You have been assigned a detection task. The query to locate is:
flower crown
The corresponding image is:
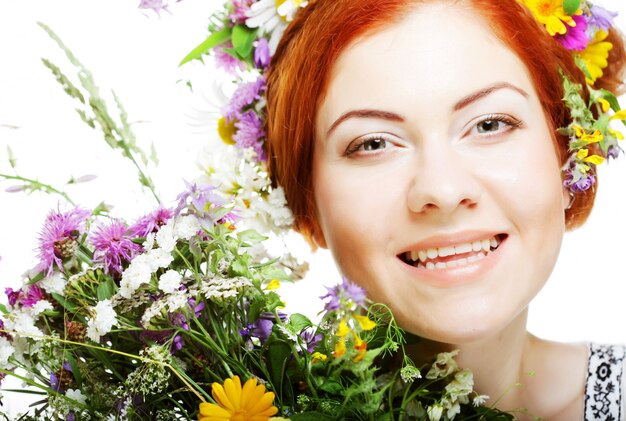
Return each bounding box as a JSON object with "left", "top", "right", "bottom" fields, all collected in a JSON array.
[{"left": 182, "top": 0, "right": 624, "bottom": 195}]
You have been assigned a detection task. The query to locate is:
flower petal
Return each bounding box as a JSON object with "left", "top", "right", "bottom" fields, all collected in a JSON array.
[
  {"left": 199, "top": 402, "right": 232, "bottom": 418},
  {"left": 212, "top": 382, "right": 235, "bottom": 412}
]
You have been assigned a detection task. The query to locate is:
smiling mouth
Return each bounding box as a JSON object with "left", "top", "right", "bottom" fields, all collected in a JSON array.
[{"left": 398, "top": 234, "right": 507, "bottom": 270}]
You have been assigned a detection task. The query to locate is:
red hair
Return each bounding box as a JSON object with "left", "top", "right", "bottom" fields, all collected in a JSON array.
[{"left": 266, "top": 0, "right": 626, "bottom": 245}]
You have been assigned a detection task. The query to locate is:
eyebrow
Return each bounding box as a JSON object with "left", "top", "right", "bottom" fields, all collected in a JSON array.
[
  {"left": 326, "top": 109, "right": 404, "bottom": 136},
  {"left": 325, "top": 82, "right": 529, "bottom": 136},
  {"left": 453, "top": 82, "right": 529, "bottom": 111}
]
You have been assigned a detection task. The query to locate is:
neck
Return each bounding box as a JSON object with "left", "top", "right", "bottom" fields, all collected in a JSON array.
[{"left": 407, "top": 309, "right": 535, "bottom": 415}]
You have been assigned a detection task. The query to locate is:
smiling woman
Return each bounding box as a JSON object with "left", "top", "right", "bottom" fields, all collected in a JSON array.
[{"left": 266, "top": 0, "right": 626, "bottom": 419}]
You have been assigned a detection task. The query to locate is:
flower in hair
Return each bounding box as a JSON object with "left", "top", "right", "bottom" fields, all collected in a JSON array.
[
  {"left": 575, "top": 29, "right": 613, "bottom": 85},
  {"left": 523, "top": 0, "right": 580, "bottom": 36}
]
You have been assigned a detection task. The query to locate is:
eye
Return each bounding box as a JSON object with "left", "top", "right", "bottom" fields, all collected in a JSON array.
[
  {"left": 345, "top": 135, "right": 393, "bottom": 157},
  {"left": 468, "top": 114, "right": 523, "bottom": 137}
]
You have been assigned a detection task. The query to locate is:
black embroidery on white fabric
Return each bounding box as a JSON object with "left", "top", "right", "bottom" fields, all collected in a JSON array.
[{"left": 584, "top": 343, "right": 625, "bottom": 421}]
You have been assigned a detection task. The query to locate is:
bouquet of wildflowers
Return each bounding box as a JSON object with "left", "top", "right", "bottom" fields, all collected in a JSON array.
[{"left": 0, "top": 4, "right": 515, "bottom": 421}]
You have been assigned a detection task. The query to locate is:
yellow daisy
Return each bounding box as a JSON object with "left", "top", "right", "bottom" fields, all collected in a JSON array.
[
  {"left": 575, "top": 30, "right": 613, "bottom": 85},
  {"left": 199, "top": 375, "right": 278, "bottom": 421},
  {"left": 523, "top": 0, "right": 578, "bottom": 36}
]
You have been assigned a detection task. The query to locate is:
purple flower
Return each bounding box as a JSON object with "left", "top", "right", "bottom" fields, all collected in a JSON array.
[
  {"left": 254, "top": 38, "right": 271, "bottom": 69},
  {"left": 233, "top": 111, "right": 266, "bottom": 160},
  {"left": 251, "top": 312, "right": 287, "bottom": 344},
  {"left": 607, "top": 145, "right": 622, "bottom": 160},
  {"left": 230, "top": 0, "right": 254, "bottom": 22},
  {"left": 138, "top": 0, "right": 170, "bottom": 15},
  {"left": 0, "top": 320, "right": 11, "bottom": 340},
  {"left": 129, "top": 207, "right": 173, "bottom": 237},
  {"left": 50, "top": 372, "right": 60, "bottom": 392},
  {"left": 563, "top": 172, "right": 596, "bottom": 193},
  {"left": 5, "top": 288, "right": 21, "bottom": 307},
  {"left": 91, "top": 220, "right": 142, "bottom": 277},
  {"left": 21, "top": 285, "right": 46, "bottom": 308},
  {"left": 36, "top": 207, "right": 92, "bottom": 276},
  {"left": 556, "top": 15, "right": 588, "bottom": 51},
  {"left": 223, "top": 77, "right": 266, "bottom": 121},
  {"left": 215, "top": 43, "right": 245, "bottom": 76},
  {"left": 301, "top": 328, "right": 322, "bottom": 353},
  {"left": 67, "top": 413, "right": 76, "bottom": 421},
  {"left": 588, "top": 5, "right": 618, "bottom": 32},
  {"left": 175, "top": 181, "right": 225, "bottom": 217},
  {"left": 321, "top": 277, "right": 367, "bottom": 312}
]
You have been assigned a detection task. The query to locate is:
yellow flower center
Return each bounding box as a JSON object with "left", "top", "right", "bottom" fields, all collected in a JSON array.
[
  {"left": 217, "top": 116, "right": 237, "bottom": 145},
  {"left": 232, "top": 411, "right": 247, "bottom": 421},
  {"left": 537, "top": 0, "right": 554, "bottom": 16}
]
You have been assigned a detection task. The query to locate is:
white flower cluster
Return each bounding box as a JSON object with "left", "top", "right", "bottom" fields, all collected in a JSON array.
[
  {"left": 197, "top": 146, "right": 294, "bottom": 235},
  {"left": 86, "top": 299, "right": 118, "bottom": 342},
  {"left": 141, "top": 289, "right": 191, "bottom": 328},
  {"left": 119, "top": 215, "right": 200, "bottom": 299},
  {"left": 200, "top": 274, "right": 252, "bottom": 302},
  {"left": 39, "top": 272, "right": 67, "bottom": 296},
  {"left": 125, "top": 345, "right": 172, "bottom": 396}
]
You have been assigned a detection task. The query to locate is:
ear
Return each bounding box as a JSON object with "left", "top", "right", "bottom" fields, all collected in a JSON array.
[
  {"left": 562, "top": 186, "right": 573, "bottom": 211},
  {"left": 311, "top": 224, "right": 328, "bottom": 249}
]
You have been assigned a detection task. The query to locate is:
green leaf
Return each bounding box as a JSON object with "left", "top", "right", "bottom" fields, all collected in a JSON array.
[
  {"left": 96, "top": 278, "right": 117, "bottom": 301},
  {"left": 319, "top": 380, "right": 344, "bottom": 394},
  {"left": 228, "top": 254, "right": 250, "bottom": 277},
  {"left": 64, "top": 352, "right": 83, "bottom": 387},
  {"left": 600, "top": 89, "right": 621, "bottom": 112},
  {"left": 232, "top": 24, "right": 257, "bottom": 59},
  {"left": 52, "top": 292, "right": 79, "bottom": 312},
  {"left": 289, "top": 313, "right": 313, "bottom": 333},
  {"left": 179, "top": 27, "right": 232, "bottom": 66},
  {"left": 238, "top": 229, "right": 268, "bottom": 245},
  {"left": 562, "top": 0, "right": 581, "bottom": 15},
  {"left": 265, "top": 338, "right": 292, "bottom": 396},
  {"left": 0, "top": 303, "right": 7, "bottom": 315}
]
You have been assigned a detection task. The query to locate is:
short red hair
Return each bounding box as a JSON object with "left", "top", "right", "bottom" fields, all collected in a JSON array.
[{"left": 266, "top": 0, "right": 625, "bottom": 245}]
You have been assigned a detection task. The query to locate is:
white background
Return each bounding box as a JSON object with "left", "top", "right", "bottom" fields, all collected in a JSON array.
[{"left": 0, "top": 0, "right": 625, "bottom": 416}]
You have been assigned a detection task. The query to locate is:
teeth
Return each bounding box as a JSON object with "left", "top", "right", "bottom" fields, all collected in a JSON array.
[
  {"left": 454, "top": 243, "right": 472, "bottom": 254},
  {"left": 405, "top": 235, "right": 502, "bottom": 267},
  {"left": 427, "top": 248, "right": 438, "bottom": 259}
]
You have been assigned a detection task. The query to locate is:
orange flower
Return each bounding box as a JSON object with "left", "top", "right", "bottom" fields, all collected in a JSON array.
[{"left": 198, "top": 375, "right": 278, "bottom": 421}]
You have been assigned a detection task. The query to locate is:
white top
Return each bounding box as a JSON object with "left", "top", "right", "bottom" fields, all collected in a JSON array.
[{"left": 584, "top": 343, "right": 625, "bottom": 420}]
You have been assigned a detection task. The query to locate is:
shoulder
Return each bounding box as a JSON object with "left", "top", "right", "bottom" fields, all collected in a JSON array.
[{"left": 584, "top": 343, "right": 626, "bottom": 421}]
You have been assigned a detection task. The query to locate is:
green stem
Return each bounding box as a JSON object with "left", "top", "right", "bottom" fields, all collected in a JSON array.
[{"left": 0, "top": 173, "right": 75, "bottom": 205}]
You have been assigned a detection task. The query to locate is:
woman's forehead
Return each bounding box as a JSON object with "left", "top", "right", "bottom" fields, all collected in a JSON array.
[{"left": 317, "top": 3, "right": 537, "bottom": 129}]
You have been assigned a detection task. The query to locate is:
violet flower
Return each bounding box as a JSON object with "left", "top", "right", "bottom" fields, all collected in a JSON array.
[
  {"left": 301, "top": 327, "right": 322, "bottom": 353},
  {"left": 321, "top": 277, "right": 367, "bottom": 312},
  {"left": 564, "top": 172, "right": 596, "bottom": 192},
  {"left": 251, "top": 312, "right": 288, "bottom": 344},
  {"left": 5, "top": 288, "right": 21, "bottom": 307},
  {"left": 588, "top": 5, "right": 618, "bottom": 32},
  {"left": 21, "top": 284, "right": 46, "bottom": 308},
  {"left": 138, "top": 0, "right": 170, "bottom": 15},
  {"left": 223, "top": 76, "right": 266, "bottom": 121},
  {"left": 91, "top": 219, "right": 142, "bottom": 277},
  {"left": 233, "top": 110, "right": 266, "bottom": 160},
  {"left": 607, "top": 145, "right": 622, "bottom": 160},
  {"left": 215, "top": 43, "right": 245, "bottom": 76},
  {"left": 556, "top": 15, "right": 588, "bottom": 51},
  {"left": 129, "top": 207, "right": 173, "bottom": 238},
  {"left": 254, "top": 38, "right": 271, "bottom": 69},
  {"left": 36, "top": 207, "right": 91, "bottom": 276},
  {"left": 175, "top": 181, "right": 225, "bottom": 217},
  {"left": 230, "top": 0, "right": 254, "bottom": 23}
]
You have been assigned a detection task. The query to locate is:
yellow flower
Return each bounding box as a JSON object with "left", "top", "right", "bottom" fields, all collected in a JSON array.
[
  {"left": 598, "top": 98, "right": 611, "bottom": 113},
  {"left": 264, "top": 279, "right": 281, "bottom": 290},
  {"left": 353, "top": 315, "right": 376, "bottom": 331},
  {"left": 353, "top": 334, "right": 367, "bottom": 363},
  {"left": 217, "top": 116, "right": 237, "bottom": 145},
  {"left": 575, "top": 30, "right": 613, "bottom": 85},
  {"left": 609, "top": 129, "right": 624, "bottom": 140},
  {"left": 199, "top": 376, "right": 278, "bottom": 421},
  {"left": 335, "top": 319, "right": 350, "bottom": 337},
  {"left": 311, "top": 352, "right": 328, "bottom": 363},
  {"left": 523, "top": 0, "right": 578, "bottom": 36},
  {"left": 333, "top": 336, "right": 347, "bottom": 358},
  {"left": 576, "top": 148, "right": 605, "bottom": 165},
  {"left": 610, "top": 109, "right": 626, "bottom": 121},
  {"left": 573, "top": 126, "right": 603, "bottom": 144}
]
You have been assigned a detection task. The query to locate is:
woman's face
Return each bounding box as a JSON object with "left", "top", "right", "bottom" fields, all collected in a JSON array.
[{"left": 313, "top": 3, "right": 570, "bottom": 343}]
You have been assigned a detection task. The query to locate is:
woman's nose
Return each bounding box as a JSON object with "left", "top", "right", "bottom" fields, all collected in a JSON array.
[{"left": 406, "top": 144, "right": 482, "bottom": 216}]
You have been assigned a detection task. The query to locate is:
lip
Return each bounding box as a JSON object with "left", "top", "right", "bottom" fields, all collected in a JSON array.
[{"left": 396, "top": 231, "right": 508, "bottom": 287}]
